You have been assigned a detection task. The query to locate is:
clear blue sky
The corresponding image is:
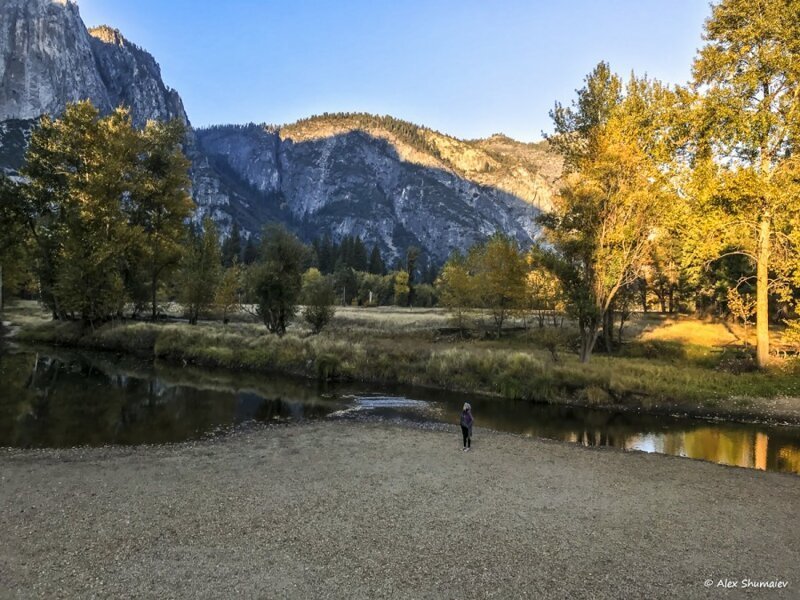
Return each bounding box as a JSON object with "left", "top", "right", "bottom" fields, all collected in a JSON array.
[{"left": 76, "top": 0, "right": 711, "bottom": 142}]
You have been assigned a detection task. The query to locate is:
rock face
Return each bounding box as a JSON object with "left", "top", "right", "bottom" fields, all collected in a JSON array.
[
  {"left": 195, "top": 119, "right": 560, "bottom": 263},
  {"left": 88, "top": 25, "right": 187, "bottom": 128},
  {"left": 0, "top": 1, "right": 185, "bottom": 126},
  {"left": 0, "top": 1, "right": 562, "bottom": 264},
  {"left": 0, "top": 0, "right": 109, "bottom": 121}
]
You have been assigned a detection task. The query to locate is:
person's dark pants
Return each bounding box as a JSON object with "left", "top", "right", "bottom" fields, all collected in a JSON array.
[{"left": 461, "top": 426, "right": 471, "bottom": 448}]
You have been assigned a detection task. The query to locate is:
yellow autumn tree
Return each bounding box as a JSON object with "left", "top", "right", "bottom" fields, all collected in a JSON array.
[{"left": 691, "top": 0, "right": 800, "bottom": 367}]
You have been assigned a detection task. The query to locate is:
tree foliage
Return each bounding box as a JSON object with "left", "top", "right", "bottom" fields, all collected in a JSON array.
[
  {"left": 250, "top": 224, "right": 309, "bottom": 335},
  {"left": 469, "top": 235, "right": 528, "bottom": 338},
  {"left": 179, "top": 217, "right": 222, "bottom": 325},
  {"left": 437, "top": 236, "right": 529, "bottom": 337},
  {"left": 12, "top": 101, "right": 192, "bottom": 324},
  {"left": 540, "top": 68, "right": 677, "bottom": 361},
  {"left": 301, "top": 267, "right": 336, "bottom": 334},
  {"left": 689, "top": 0, "right": 800, "bottom": 366},
  {"left": 436, "top": 252, "right": 475, "bottom": 331},
  {"left": 215, "top": 262, "right": 243, "bottom": 324}
]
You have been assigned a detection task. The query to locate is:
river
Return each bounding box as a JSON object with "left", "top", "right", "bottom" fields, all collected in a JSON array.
[{"left": 1, "top": 345, "right": 799, "bottom": 474}]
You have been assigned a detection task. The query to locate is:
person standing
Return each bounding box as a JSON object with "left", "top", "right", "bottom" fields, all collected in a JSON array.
[{"left": 460, "top": 403, "right": 473, "bottom": 451}]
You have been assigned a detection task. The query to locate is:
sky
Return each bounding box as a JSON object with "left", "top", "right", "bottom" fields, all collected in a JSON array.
[{"left": 76, "top": 0, "right": 712, "bottom": 142}]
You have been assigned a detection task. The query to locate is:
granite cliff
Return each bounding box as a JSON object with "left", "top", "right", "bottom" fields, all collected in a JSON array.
[{"left": 0, "top": 0, "right": 562, "bottom": 264}]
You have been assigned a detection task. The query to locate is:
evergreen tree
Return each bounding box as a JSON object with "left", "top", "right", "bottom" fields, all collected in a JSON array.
[
  {"left": 405, "top": 246, "right": 421, "bottom": 306},
  {"left": 340, "top": 236, "right": 354, "bottom": 269},
  {"left": 221, "top": 222, "right": 242, "bottom": 268},
  {"left": 242, "top": 236, "right": 259, "bottom": 265},
  {"left": 368, "top": 244, "right": 385, "bottom": 275},
  {"left": 352, "top": 236, "right": 368, "bottom": 272},
  {"left": 318, "top": 234, "right": 335, "bottom": 273},
  {"left": 333, "top": 265, "right": 358, "bottom": 305}
]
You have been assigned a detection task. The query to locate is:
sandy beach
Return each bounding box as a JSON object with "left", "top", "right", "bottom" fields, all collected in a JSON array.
[{"left": 1, "top": 421, "right": 797, "bottom": 599}]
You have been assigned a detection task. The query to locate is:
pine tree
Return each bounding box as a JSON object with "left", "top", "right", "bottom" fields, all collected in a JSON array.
[
  {"left": 368, "top": 244, "right": 385, "bottom": 275},
  {"left": 242, "top": 236, "right": 259, "bottom": 265},
  {"left": 222, "top": 222, "right": 242, "bottom": 267},
  {"left": 352, "top": 236, "right": 368, "bottom": 272},
  {"left": 318, "top": 234, "right": 334, "bottom": 273},
  {"left": 405, "top": 246, "right": 421, "bottom": 306}
]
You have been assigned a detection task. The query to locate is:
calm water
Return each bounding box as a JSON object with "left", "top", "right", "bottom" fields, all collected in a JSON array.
[{"left": 1, "top": 346, "right": 799, "bottom": 475}]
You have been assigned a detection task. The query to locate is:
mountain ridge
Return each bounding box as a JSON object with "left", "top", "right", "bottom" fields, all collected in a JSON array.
[{"left": 0, "top": 1, "right": 562, "bottom": 265}]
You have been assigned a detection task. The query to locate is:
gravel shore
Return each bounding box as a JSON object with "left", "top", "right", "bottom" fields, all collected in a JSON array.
[{"left": 1, "top": 421, "right": 797, "bottom": 599}]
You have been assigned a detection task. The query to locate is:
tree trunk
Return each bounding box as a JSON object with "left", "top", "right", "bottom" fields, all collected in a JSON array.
[
  {"left": 602, "top": 309, "right": 614, "bottom": 353},
  {"left": 756, "top": 213, "right": 770, "bottom": 368},
  {"left": 579, "top": 326, "right": 598, "bottom": 363},
  {"left": 579, "top": 315, "right": 600, "bottom": 363},
  {"left": 151, "top": 272, "right": 158, "bottom": 321},
  {"left": 639, "top": 280, "right": 648, "bottom": 313}
]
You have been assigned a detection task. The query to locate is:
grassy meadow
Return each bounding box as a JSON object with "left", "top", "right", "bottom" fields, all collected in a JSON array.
[{"left": 7, "top": 301, "right": 800, "bottom": 424}]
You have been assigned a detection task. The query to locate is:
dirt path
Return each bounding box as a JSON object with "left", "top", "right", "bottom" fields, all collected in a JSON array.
[{"left": 1, "top": 422, "right": 797, "bottom": 599}]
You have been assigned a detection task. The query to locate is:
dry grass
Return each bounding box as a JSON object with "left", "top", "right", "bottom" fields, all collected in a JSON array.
[
  {"left": 638, "top": 315, "right": 739, "bottom": 347},
  {"left": 8, "top": 301, "right": 800, "bottom": 421},
  {"left": 1, "top": 300, "right": 51, "bottom": 329}
]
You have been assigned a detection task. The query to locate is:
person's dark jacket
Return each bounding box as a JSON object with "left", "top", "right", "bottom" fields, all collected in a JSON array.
[{"left": 460, "top": 410, "right": 473, "bottom": 436}]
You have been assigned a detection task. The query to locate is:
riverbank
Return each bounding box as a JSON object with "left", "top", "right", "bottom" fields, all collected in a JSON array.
[
  {"left": 1, "top": 421, "right": 797, "bottom": 599},
  {"left": 8, "top": 301, "right": 800, "bottom": 425}
]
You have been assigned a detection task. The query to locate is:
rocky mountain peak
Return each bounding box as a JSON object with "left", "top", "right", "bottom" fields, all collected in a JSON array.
[
  {"left": 0, "top": 0, "right": 110, "bottom": 121},
  {"left": 88, "top": 25, "right": 126, "bottom": 46},
  {"left": 88, "top": 25, "right": 187, "bottom": 128},
  {"left": 0, "top": 4, "right": 562, "bottom": 265},
  {"left": 279, "top": 113, "right": 560, "bottom": 212}
]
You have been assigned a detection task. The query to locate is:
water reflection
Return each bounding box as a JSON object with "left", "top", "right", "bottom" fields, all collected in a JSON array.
[
  {"left": 1, "top": 347, "right": 799, "bottom": 474},
  {"left": 0, "top": 349, "right": 343, "bottom": 448},
  {"left": 425, "top": 394, "right": 800, "bottom": 475}
]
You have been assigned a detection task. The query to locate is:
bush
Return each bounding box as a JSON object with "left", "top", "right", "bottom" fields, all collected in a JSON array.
[
  {"left": 621, "top": 340, "right": 687, "bottom": 361},
  {"left": 301, "top": 269, "right": 336, "bottom": 334},
  {"left": 716, "top": 349, "right": 758, "bottom": 374}
]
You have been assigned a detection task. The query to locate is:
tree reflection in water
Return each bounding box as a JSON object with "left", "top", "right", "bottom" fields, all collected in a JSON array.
[
  {"left": 1, "top": 347, "right": 799, "bottom": 474},
  {"left": 0, "top": 349, "right": 342, "bottom": 448}
]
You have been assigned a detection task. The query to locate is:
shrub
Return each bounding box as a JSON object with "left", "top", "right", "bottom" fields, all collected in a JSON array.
[
  {"left": 621, "top": 340, "right": 687, "bottom": 361},
  {"left": 301, "top": 269, "right": 336, "bottom": 334}
]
